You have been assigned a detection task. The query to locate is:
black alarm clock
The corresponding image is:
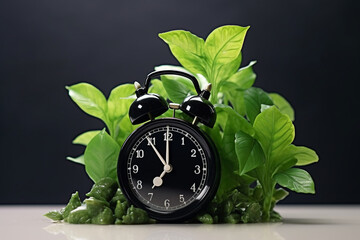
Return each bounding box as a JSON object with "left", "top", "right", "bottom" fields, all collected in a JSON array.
[{"left": 117, "top": 70, "right": 220, "bottom": 222}]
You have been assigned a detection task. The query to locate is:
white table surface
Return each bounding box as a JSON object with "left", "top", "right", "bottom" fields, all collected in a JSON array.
[{"left": 0, "top": 205, "right": 359, "bottom": 240}]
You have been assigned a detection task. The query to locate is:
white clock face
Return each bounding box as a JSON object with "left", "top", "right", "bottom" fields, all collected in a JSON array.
[{"left": 126, "top": 125, "right": 208, "bottom": 211}]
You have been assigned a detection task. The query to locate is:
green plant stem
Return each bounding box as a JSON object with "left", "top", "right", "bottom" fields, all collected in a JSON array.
[
  {"left": 255, "top": 165, "right": 275, "bottom": 222},
  {"left": 260, "top": 177, "right": 276, "bottom": 221},
  {"left": 210, "top": 86, "right": 218, "bottom": 103},
  {"left": 261, "top": 188, "right": 273, "bottom": 221}
]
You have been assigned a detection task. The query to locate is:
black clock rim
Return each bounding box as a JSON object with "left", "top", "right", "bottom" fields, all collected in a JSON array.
[{"left": 117, "top": 118, "right": 220, "bottom": 222}]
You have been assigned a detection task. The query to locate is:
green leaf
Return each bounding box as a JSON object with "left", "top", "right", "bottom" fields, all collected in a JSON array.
[
  {"left": 215, "top": 104, "right": 255, "bottom": 137},
  {"left": 224, "top": 61, "right": 257, "bottom": 90},
  {"left": 44, "top": 210, "right": 63, "bottom": 221},
  {"left": 107, "top": 84, "right": 136, "bottom": 138},
  {"left": 204, "top": 125, "right": 237, "bottom": 199},
  {"left": 260, "top": 104, "right": 272, "bottom": 112},
  {"left": 107, "top": 84, "right": 135, "bottom": 121},
  {"left": 253, "top": 106, "right": 295, "bottom": 168},
  {"left": 161, "top": 75, "right": 196, "bottom": 103},
  {"left": 203, "top": 118, "right": 250, "bottom": 199},
  {"left": 244, "top": 87, "right": 274, "bottom": 124},
  {"left": 289, "top": 145, "right": 319, "bottom": 166},
  {"left": 274, "top": 168, "right": 315, "bottom": 194},
  {"left": 158, "top": 30, "right": 207, "bottom": 77},
  {"left": 204, "top": 25, "right": 249, "bottom": 84},
  {"left": 62, "top": 192, "right": 82, "bottom": 220},
  {"left": 235, "top": 131, "right": 265, "bottom": 175},
  {"left": 294, "top": 146, "right": 319, "bottom": 166},
  {"left": 84, "top": 129, "right": 120, "bottom": 183},
  {"left": 67, "top": 130, "right": 102, "bottom": 166},
  {"left": 223, "top": 89, "right": 246, "bottom": 116},
  {"left": 67, "top": 155, "right": 85, "bottom": 165},
  {"left": 66, "top": 83, "right": 108, "bottom": 122},
  {"left": 73, "top": 130, "right": 101, "bottom": 146},
  {"left": 274, "top": 145, "right": 319, "bottom": 167},
  {"left": 216, "top": 163, "right": 242, "bottom": 199},
  {"left": 202, "top": 125, "right": 222, "bottom": 152},
  {"left": 205, "top": 25, "right": 249, "bottom": 65},
  {"left": 269, "top": 93, "right": 295, "bottom": 121},
  {"left": 220, "top": 61, "right": 257, "bottom": 115},
  {"left": 114, "top": 115, "right": 138, "bottom": 147},
  {"left": 148, "top": 79, "right": 169, "bottom": 100},
  {"left": 155, "top": 66, "right": 199, "bottom": 102},
  {"left": 273, "top": 188, "right": 289, "bottom": 202},
  {"left": 273, "top": 157, "right": 297, "bottom": 176},
  {"left": 67, "top": 130, "right": 102, "bottom": 165},
  {"left": 216, "top": 145, "right": 255, "bottom": 200},
  {"left": 221, "top": 125, "right": 238, "bottom": 171},
  {"left": 209, "top": 53, "right": 242, "bottom": 86},
  {"left": 213, "top": 105, "right": 255, "bottom": 191}
]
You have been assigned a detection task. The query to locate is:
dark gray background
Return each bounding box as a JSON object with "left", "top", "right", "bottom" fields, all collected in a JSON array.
[{"left": 0, "top": 0, "right": 359, "bottom": 204}]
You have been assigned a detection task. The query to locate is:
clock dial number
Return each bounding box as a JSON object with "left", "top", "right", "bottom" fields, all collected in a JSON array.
[
  {"left": 136, "top": 149, "right": 144, "bottom": 158},
  {"left": 132, "top": 165, "right": 139, "bottom": 174},
  {"left": 181, "top": 137, "right": 185, "bottom": 145},
  {"left": 164, "top": 199, "right": 170, "bottom": 208},
  {"left": 191, "top": 149, "right": 197, "bottom": 157},
  {"left": 136, "top": 180, "right": 143, "bottom": 190},
  {"left": 148, "top": 193, "right": 153, "bottom": 201},
  {"left": 194, "top": 165, "right": 201, "bottom": 174},
  {"left": 146, "top": 137, "right": 166, "bottom": 166},
  {"left": 147, "top": 137, "right": 156, "bottom": 146},
  {"left": 163, "top": 132, "right": 173, "bottom": 141},
  {"left": 179, "top": 194, "right": 185, "bottom": 203},
  {"left": 190, "top": 183, "right": 196, "bottom": 193}
]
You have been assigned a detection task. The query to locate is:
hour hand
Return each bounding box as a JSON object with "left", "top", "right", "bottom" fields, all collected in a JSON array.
[
  {"left": 152, "top": 170, "right": 166, "bottom": 189},
  {"left": 146, "top": 136, "right": 166, "bottom": 166},
  {"left": 152, "top": 164, "right": 172, "bottom": 189}
]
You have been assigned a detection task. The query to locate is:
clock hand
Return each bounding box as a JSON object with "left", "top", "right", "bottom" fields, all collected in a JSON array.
[
  {"left": 146, "top": 136, "right": 166, "bottom": 166},
  {"left": 152, "top": 170, "right": 166, "bottom": 189},
  {"left": 152, "top": 164, "right": 173, "bottom": 189},
  {"left": 166, "top": 125, "right": 169, "bottom": 165}
]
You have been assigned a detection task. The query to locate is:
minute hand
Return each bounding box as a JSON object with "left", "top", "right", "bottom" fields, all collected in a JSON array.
[
  {"left": 146, "top": 137, "right": 166, "bottom": 166},
  {"left": 166, "top": 126, "right": 169, "bottom": 165}
]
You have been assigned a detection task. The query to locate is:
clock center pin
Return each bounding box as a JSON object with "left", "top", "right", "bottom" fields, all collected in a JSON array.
[{"left": 164, "top": 164, "right": 172, "bottom": 173}]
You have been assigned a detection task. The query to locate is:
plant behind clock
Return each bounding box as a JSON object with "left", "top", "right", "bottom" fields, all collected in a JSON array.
[{"left": 45, "top": 25, "right": 318, "bottom": 224}]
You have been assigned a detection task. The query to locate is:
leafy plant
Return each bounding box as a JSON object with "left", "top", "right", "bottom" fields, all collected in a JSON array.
[
  {"left": 158, "top": 25, "right": 318, "bottom": 221},
  {"left": 45, "top": 178, "right": 154, "bottom": 224},
  {"left": 59, "top": 25, "right": 318, "bottom": 224}
]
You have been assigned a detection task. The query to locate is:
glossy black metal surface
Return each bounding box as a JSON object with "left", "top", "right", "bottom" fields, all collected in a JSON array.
[
  {"left": 180, "top": 95, "right": 216, "bottom": 128},
  {"left": 129, "top": 93, "right": 168, "bottom": 124},
  {"left": 129, "top": 69, "right": 217, "bottom": 127}
]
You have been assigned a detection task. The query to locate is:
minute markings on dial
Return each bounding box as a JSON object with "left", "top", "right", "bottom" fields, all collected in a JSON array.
[{"left": 127, "top": 126, "right": 207, "bottom": 211}]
